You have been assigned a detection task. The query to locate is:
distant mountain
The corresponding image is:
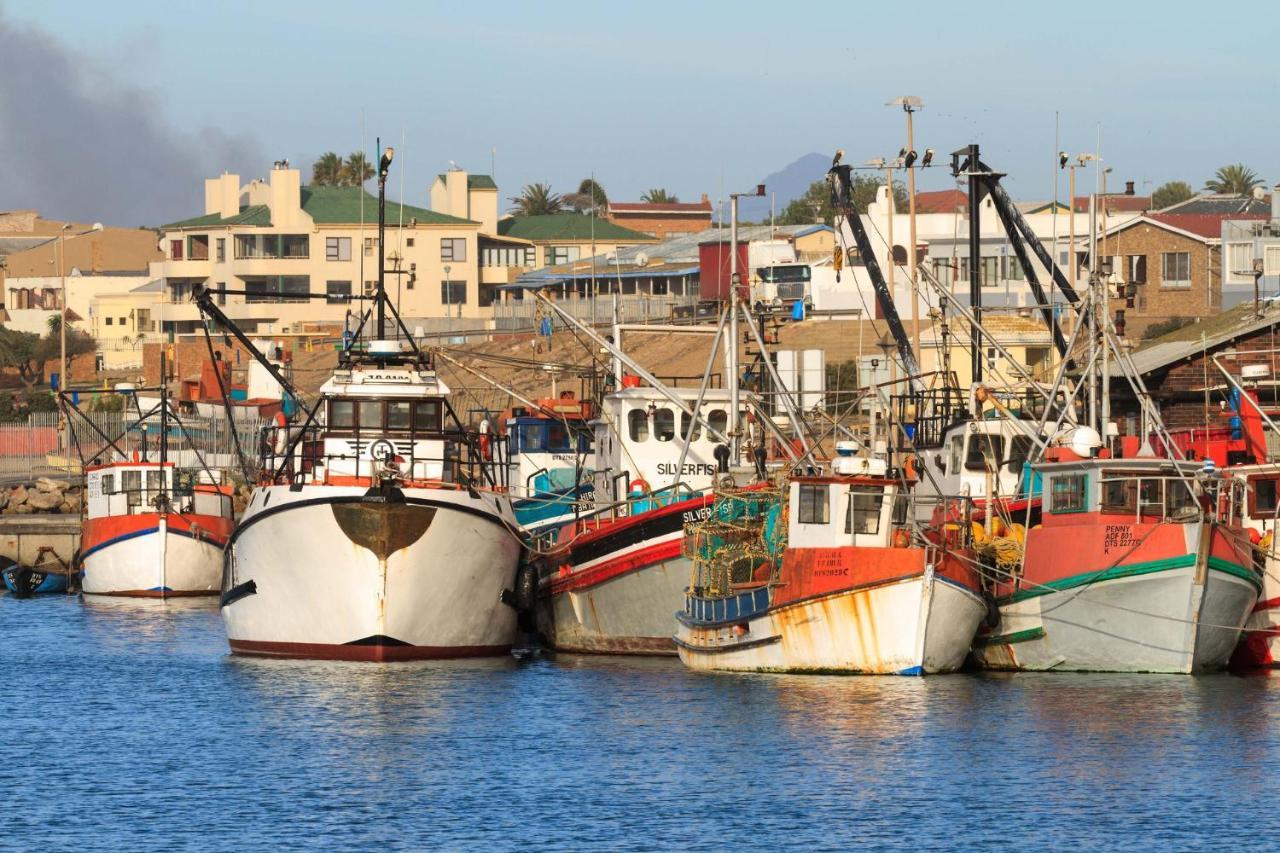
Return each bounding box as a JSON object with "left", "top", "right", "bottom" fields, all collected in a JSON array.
[{"left": 734, "top": 152, "right": 829, "bottom": 223}]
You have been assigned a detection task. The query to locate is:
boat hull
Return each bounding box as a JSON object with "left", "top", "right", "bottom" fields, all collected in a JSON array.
[
  {"left": 223, "top": 484, "right": 521, "bottom": 661},
  {"left": 676, "top": 569, "right": 986, "bottom": 675},
  {"left": 80, "top": 513, "right": 228, "bottom": 597},
  {"left": 1231, "top": 551, "right": 1280, "bottom": 668},
  {"left": 539, "top": 496, "right": 710, "bottom": 655}
]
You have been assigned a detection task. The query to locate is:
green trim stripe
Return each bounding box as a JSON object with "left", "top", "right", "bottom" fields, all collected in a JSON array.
[
  {"left": 1003, "top": 554, "right": 1260, "bottom": 604},
  {"left": 974, "top": 626, "right": 1046, "bottom": 647}
]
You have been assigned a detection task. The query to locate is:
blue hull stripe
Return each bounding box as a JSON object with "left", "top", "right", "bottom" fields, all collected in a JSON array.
[{"left": 80, "top": 524, "right": 225, "bottom": 565}]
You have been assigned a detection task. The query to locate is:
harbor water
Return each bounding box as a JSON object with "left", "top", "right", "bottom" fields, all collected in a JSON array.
[{"left": 5, "top": 594, "right": 1279, "bottom": 849}]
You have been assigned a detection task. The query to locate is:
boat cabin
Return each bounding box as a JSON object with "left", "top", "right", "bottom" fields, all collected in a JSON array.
[
  {"left": 1035, "top": 453, "right": 1231, "bottom": 528},
  {"left": 787, "top": 457, "right": 909, "bottom": 550},
  {"left": 505, "top": 392, "right": 595, "bottom": 498},
  {"left": 86, "top": 462, "right": 233, "bottom": 520}
]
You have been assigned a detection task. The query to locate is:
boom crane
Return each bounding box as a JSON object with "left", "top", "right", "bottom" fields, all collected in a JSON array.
[{"left": 827, "top": 151, "right": 922, "bottom": 391}]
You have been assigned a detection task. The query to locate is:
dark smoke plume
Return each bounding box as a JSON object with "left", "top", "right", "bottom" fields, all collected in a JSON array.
[{"left": 0, "top": 12, "right": 263, "bottom": 227}]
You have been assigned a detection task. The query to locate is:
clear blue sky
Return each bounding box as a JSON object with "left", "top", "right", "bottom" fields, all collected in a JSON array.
[{"left": 2, "top": 0, "right": 1278, "bottom": 224}]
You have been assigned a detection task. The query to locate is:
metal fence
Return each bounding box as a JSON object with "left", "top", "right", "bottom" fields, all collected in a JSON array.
[
  {"left": 0, "top": 410, "right": 265, "bottom": 480},
  {"left": 492, "top": 294, "right": 699, "bottom": 331}
]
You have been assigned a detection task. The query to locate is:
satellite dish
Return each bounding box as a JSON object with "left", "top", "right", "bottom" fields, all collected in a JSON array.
[
  {"left": 635, "top": 252, "right": 649, "bottom": 267},
  {"left": 1253, "top": 187, "right": 1266, "bottom": 200}
]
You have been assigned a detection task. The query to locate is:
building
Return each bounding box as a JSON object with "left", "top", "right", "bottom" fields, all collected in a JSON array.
[
  {"left": 605, "top": 195, "right": 713, "bottom": 239},
  {"left": 153, "top": 163, "right": 485, "bottom": 338},
  {"left": 1220, "top": 187, "right": 1280, "bottom": 309}
]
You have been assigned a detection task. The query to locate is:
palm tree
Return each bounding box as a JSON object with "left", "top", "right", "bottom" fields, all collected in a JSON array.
[
  {"left": 311, "top": 152, "right": 344, "bottom": 186},
  {"left": 342, "top": 152, "right": 375, "bottom": 187},
  {"left": 1204, "top": 164, "right": 1264, "bottom": 195},
  {"left": 509, "top": 183, "right": 563, "bottom": 216},
  {"left": 641, "top": 188, "right": 678, "bottom": 204}
]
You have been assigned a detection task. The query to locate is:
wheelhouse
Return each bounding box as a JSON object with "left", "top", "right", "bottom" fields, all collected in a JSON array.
[{"left": 86, "top": 462, "right": 233, "bottom": 520}]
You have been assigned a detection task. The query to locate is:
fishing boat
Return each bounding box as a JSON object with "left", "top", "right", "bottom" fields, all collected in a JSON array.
[
  {"left": 973, "top": 429, "right": 1260, "bottom": 673},
  {"left": 2, "top": 561, "right": 69, "bottom": 595},
  {"left": 80, "top": 460, "right": 233, "bottom": 597},
  {"left": 505, "top": 391, "right": 595, "bottom": 539},
  {"left": 207, "top": 145, "right": 522, "bottom": 661},
  {"left": 1222, "top": 464, "right": 1280, "bottom": 668},
  {"left": 675, "top": 450, "right": 986, "bottom": 674}
]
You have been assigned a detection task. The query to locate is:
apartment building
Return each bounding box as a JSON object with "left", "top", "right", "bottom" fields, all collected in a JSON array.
[{"left": 153, "top": 163, "right": 484, "bottom": 338}]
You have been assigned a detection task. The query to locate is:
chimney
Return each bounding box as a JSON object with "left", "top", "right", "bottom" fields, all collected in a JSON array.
[
  {"left": 701, "top": 193, "right": 709, "bottom": 205},
  {"left": 1124, "top": 181, "right": 1135, "bottom": 196}
]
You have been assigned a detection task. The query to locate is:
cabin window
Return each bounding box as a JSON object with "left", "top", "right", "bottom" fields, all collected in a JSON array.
[
  {"left": 707, "top": 409, "right": 728, "bottom": 438},
  {"left": 845, "top": 486, "right": 884, "bottom": 535},
  {"left": 101, "top": 474, "right": 114, "bottom": 494},
  {"left": 413, "top": 400, "right": 442, "bottom": 432},
  {"left": 1167, "top": 480, "right": 1197, "bottom": 518},
  {"left": 680, "top": 412, "right": 701, "bottom": 442},
  {"left": 628, "top": 409, "right": 649, "bottom": 442},
  {"left": 547, "top": 422, "right": 571, "bottom": 451},
  {"left": 653, "top": 407, "right": 675, "bottom": 442},
  {"left": 123, "top": 470, "right": 142, "bottom": 509},
  {"left": 1254, "top": 478, "right": 1279, "bottom": 517},
  {"left": 1050, "top": 473, "right": 1087, "bottom": 513},
  {"left": 146, "top": 470, "right": 164, "bottom": 493},
  {"left": 519, "top": 424, "right": 545, "bottom": 452},
  {"left": 386, "top": 401, "right": 412, "bottom": 431},
  {"left": 1006, "top": 436, "right": 1036, "bottom": 472},
  {"left": 358, "top": 401, "right": 383, "bottom": 431},
  {"left": 965, "top": 434, "right": 1004, "bottom": 471},
  {"left": 330, "top": 400, "right": 355, "bottom": 429},
  {"left": 948, "top": 436, "right": 964, "bottom": 473},
  {"left": 798, "top": 484, "right": 829, "bottom": 524}
]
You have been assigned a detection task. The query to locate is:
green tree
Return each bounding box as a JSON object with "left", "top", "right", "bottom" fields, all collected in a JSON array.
[
  {"left": 1151, "top": 180, "right": 1194, "bottom": 210},
  {"left": 342, "top": 152, "right": 375, "bottom": 187},
  {"left": 641, "top": 188, "right": 678, "bottom": 204},
  {"left": 779, "top": 176, "right": 906, "bottom": 225},
  {"left": 509, "top": 183, "right": 564, "bottom": 216},
  {"left": 311, "top": 151, "right": 344, "bottom": 186},
  {"left": 565, "top": 178, "right": 608, "bottom": 213},
  {"left": 0, "top": 326, "right": 93, "bottom": 388},
  {"left": 1205, "top": 164, "right": 1264, "bottom": 195}
]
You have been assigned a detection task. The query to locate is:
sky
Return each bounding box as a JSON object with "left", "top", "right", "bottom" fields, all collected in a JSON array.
[{"left": 1, "top": 0, "right": 1278, "bottom": 226}]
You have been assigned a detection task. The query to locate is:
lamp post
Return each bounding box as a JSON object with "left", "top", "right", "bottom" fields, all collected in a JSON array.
[{"left": 889, "top": 96, "right": 924, "bottom": 360}]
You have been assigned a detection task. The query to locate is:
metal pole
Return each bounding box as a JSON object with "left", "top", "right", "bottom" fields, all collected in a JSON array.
[
  {"left": 58, "top": 229, "right": 67, "bottom": 452},
  {"left": 672, "top": 308, "right": 728, "bottom": 494},
  {"left": 1069, "top": 166, "right": 1077, "bottom": 297},
  {"left": 376, "top": 138, "right": 387, "bottom": 340},
  {"left": 966, "top": 144, "right": 982, "bottom": 383},
  {"left": 728, "top": 195, "right": 740, "bottom": 461},
  {"left": 906, "top": 107, "right": 920, "bottom": 361},
  {"left": 739, "top": 301, "right": 812, "bottom": 457}
]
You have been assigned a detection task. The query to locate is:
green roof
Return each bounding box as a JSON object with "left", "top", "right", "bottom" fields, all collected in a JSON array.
[
  {"left": 497, "top": 214, "right": 655, "bottom": 242},
  {"left": 435, "top": 173, "right": 498, "bottom": 190},
  {"left": 300, "top": 186, "right": 474, "bottom": 225},
  {"left": 164, "top": 205, "right": 271, "bottom": 229}
]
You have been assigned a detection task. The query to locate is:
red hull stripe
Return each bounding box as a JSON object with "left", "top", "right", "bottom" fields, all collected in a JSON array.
[
  {"left": 228, "top": 639, "right": 511, "bottom": 661},
  {"left": 550, "top": 538, "right": 684, "bottom": 595}
]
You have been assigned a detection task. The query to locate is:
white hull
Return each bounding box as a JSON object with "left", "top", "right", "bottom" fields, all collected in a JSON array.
[
  {"left": 223, "top": 484, "right": 521, "bottom": 660},
  {"left": 543, "top": 553, "right": 691, "bottom": 654},
  {"left": 974, "top": 566, "right": 1258, "bottom": 673},
  {"left": 676, "top": 573, "right": 986, "bottom": 675},
  {"left": 81, "top": 518, "right": 223, "bottom": 597}
]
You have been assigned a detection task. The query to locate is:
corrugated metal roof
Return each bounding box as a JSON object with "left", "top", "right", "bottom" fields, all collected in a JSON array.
[
  {"left": 1159, "top": 194, "right": 1272, "bottom": 215},
  {"left": 1118, "top": 299, "right": 1280, "bottom": 375}
]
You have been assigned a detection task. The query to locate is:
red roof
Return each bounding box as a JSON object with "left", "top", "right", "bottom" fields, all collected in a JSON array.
[
  {"left": 913, "top": 189, "right": 967, "bottom": 213},
  {"left": 609, "top": 200, "right": 712, "bottom": 215},
  {"left": 1144, "top": 212, "right": 1268, "bottom": 239},
  {"left": 1073, "top": 195, "right": 1150, "bottom": 213}
]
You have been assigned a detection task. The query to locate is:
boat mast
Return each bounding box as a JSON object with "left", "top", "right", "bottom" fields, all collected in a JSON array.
[
  {"left": 728, "top": 184, "right": 765, "bottom": 463},
  {"left": 376, "top": 140, "right": 394, "bottom": 341}
]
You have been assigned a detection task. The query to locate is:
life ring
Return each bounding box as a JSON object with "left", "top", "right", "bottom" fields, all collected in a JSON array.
[
  {"left": 630, "top": 477, "right": 649, "bottom": 495},
  {"left": 272, "top": 411, "right": 288, "bottom": 455}
]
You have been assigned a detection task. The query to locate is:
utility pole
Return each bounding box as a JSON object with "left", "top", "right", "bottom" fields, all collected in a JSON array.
[
  {"left": 728, "top": 183, "right": 765, "bottom": 461},
  {"left": 890, "top": 96, "right": 924, "bottom": 361}
]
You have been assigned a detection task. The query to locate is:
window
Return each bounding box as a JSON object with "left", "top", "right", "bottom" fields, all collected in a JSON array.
[
  {"left": 845, "top": 486, "right": 884, "bottom": 535},
  {"left": 981, "top": 256, "right": 999, "bottom": 287},
  {"left": 216, "top": 284, "right": 227, "bottom": 306},
  {"left": 325, "top": 281, "right": 352, "bottom": 304},
  {"left": 441, "top": 280, "right": 467, "bottom": 304},
  {"left": 364, "top": 237, "right": 375, "bottom": 257},
  {"left": 1125, "top": 254, "right": 1146, "bottom": 284},
  {"left": 680, "top": 412, "right": 701, "bottom": 442},
  {"left": 1004, "top": 256, "right": 1024, "bottom": 281},
  {"left": 798, "top": 484, "right": 829, "bottom": 524},
  {"left": 1006, "top": 435, "right": 1036, "bottom": 473},
  {"left": 280, "top": 235, "right": 309, "bottom": 258},
  {"left": 707, "top": 409, "right": 728, "bottom": 437},
  {"left": 653, "top": 407, "right": 675, "bottom": 441},
  {"left": 387, "top": 401, "right": 411, "bottom": 431},
  {"left": 965, "top": 434, "right": 1004, "bottom": 471},
  {"left": 948, "top": 435, "right": 964, "bottom": 473},
  {"left": 102, "top": 474, "right": 115, "bottom": 494},
  {"left": 546, "top": 246, "right": 581, "bottom": 265},
  {"left": 358, "top": 401, "right": 383, "bottom": 430},
  {"left": 170, "top": 240, "right": 183, "bottom": 260},
  {"left": 216, "top": 238, "right": 225, "bottom": 263},
  {"left": 1050, "top": 473, "right": 1088, "bottom": 513},
  {"left": 1161, "top": 251, "right": 1190, "bottom": 288},
  {"left": 1254, "top": 477, "right": 1278, "bottom": 516},
  {"left": 1265, "top": 245, "right": 1280, "bottom": 277},
  {"left": 482, "top": 246, "right": 537, "bottom": 268},
  {"left": 105, "top": 317, "right": 113, "bottom": 326},
  {"left": 363, "top": 280, "right": 376, "bottom": 297},
  {"left": 147, "top": 470, "right": 164, "bottom": 493},
  {"left": 414, "top": 400, "right": 442, "bottom": 432},
  {"left": 628, "top": 409, "right": 649, "bottom": 442},
  {"left": 441, "top": 238, "right": 466, "bottom": 262},
  {"left": 1227, "top": 242, "right": 1253, "bottom": 283},
  {"left": 123, "top": 469, "right": 141, "bottom": 509},
  {"left": 245, "top": 276, "right": 310, "bottom": 303},
  {"left": 326, "top": 236, "right": 352, "bottom": 261},
  {"left": 188, "top": 235, "right": 210, "bottom": 260},
  {"left": 406, "top": 238, "right": 415, "bottom": 248},
  {"left": 329, "top": 400, "right": 354, "bottom": 429},
  {"left": 118, "top": 317, "right": 126, "bottom": 325}
]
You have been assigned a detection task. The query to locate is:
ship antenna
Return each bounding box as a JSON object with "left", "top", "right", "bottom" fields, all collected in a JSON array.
[{"left": 376, "top": 140, "right": 395, "bottom": 340}]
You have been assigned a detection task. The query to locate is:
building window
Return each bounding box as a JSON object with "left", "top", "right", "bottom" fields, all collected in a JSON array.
[
  {"left": 170, "top": 239, "right": 183, "bottom": 260},
  {"left": 1124, "top": 254, "right": 1147, "bottom": 284},
  {"left": 406, "top": 238, "right": 415, "bottom": 248},
  {"left": 216, "top": 238, "right": 225, "bottom": 262},
  {"left": 845, "top": 486, "right": 884, "bottom": 535},
  {"left": 441, "top": 280, "right": 467, "bottom": 304},
  {"left": 105, "top": 317, "right": 113, "bottom": 326},
  {"left": 118, "top": 316, "right": 126, "bottom": 325},
  {"left": 1264, "top": 245, "right": 1280, "bottom": 277},
  {"left": 364, "top": 237, "right": 376, "bottom": 257},
  {"left": 244, "top": 276, "right": 310, "bottom": 303},
  {"left": 1161, "top": 252, "right": 1191, "bottom": 288},
  {"left": 363, "top": 280, "right": 376, "bottom": 296},
  {"left": 546, "top": 246, "right": 581, "bottom": 265},
  {"left": 482, "top": 246, "right": 537, "bottom": 268},
  {"left": 1227, "top": 242, "right": 1253, "bottom": 283},
  {"left": 326, "top": 280, "right": 352, "bottom": 304},
  {"left": 981, "top": 256, "right": 999, "bottom": 287},
  {"left": 1050, "top": 473, "right": 1088, "bottom": 513},
  {"left": 441, "top": 238, "right": 467, "bottom": 262},
  {"left": 216, "top": 282, "right": 226, "bottom": 306},
  {"left": 798, "top": 484, "right": 829, "bottom": 524},
  {"left": 628, "top": 409, "right": 649, "bottom": 442},
  {"left": 325, "top": 236, "right": 352, "bottom": 262}
]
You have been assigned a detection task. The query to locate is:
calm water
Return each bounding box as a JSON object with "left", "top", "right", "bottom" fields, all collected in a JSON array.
[{"left": 3, "top": 594, "right": 1279, "bottom": 850}]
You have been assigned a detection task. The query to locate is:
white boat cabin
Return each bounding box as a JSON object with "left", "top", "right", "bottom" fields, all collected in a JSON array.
[
  {"left": 787, "top": 456, "right": 908, "bottom": 550},
  {"left": 505, "top": 396, "right": 594, "bottom": 498},
  {"left": 86, "top": 462, "right": 233, "bottom": 520},
  {"left": 591, "top": 386, "right": 745, "bottom": 504},
  {"left": 305, "top": 358, "right": 452, "bottom": 484}
]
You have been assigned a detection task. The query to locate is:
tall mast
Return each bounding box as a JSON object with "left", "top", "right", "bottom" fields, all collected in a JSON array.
[
  {"left": 376, "top": 140, "right": 395, "bottom": 340},
  {"left": 727, "top": 183, "right": 766, "bottom": 463},
  {"left": 964, "top": 143, "right": 983, "bottom": 385}
]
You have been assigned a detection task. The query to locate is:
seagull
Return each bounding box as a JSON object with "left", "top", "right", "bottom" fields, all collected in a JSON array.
[{"left": 832, "top": 149, "right": 844, "bottom": 168}]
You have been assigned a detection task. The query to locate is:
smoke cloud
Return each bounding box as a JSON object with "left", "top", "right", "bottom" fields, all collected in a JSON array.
[{"left": 0, "top": 12, "right": 263, "bottom": 227}]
